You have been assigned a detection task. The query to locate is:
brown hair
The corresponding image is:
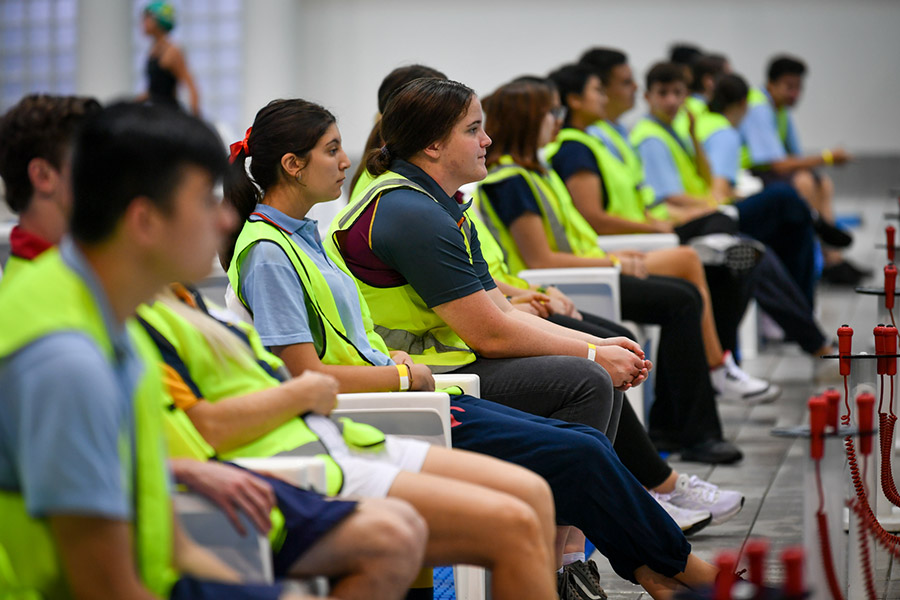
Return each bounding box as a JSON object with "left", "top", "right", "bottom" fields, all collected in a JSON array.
[
  {"left": 222, "top": 98, "right": 335, "bottom": 269},
  {"left": 0, "top": 94, "right": 101, "bottom": 213},
  {"left": 484, "top": 80, "right": 552, "bottom": 173},
  {"left": 350, "top": 65, "right": 447, "bottom": 192},
  {"left": 364, "top": 78, "right": 474, "bottom": 178}
]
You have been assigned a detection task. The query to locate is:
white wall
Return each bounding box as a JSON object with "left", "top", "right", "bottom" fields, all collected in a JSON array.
[{"left": 248, "top": 0, "right": 900, "bottom": 158}]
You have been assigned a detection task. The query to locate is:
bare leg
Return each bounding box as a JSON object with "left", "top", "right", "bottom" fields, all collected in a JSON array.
[
  {"left": 643, "top": 246, "right": 724, "bottom": 367},
  {"left": 555, "top": 527, "right": 570, "bottom": 568},
  {"left": 418, "top": 446, "right": 557, "bottom": 568},
  {"left": 287, "top": 497, "right": 426, "bottom": 600},
  {"left": 650, "top": 470, "right": 679, "bottom": 494},
  {"left": 791, "top": 170, "right": 823, "bottom": 215},
  {"left": 562, "top": 528, "right": 585, "bottom": 556},
  {"left": 388, "top": 454, "right": 557, "bottom": 600},
  {"left": 634, "top": 554, "right": 718, "bottom": 600}
]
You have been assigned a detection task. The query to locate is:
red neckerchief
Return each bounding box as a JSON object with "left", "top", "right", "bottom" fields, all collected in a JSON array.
[{"left": 9, "top": 225, "right": 53, "bottom": 260}]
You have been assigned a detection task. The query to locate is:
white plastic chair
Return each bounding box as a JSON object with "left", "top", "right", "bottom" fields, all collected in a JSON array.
[
  {"left": 518, "top": 267, "right": 622, "bottom": 322},
  {"left": 517, "top": 266, "right": 659, "bottom": 425},
  {"left": 596, "top": 233, "right": 680, "bottom": 254},
  {"left": 175, "top": 491, "right": 275, "bottom": 584}
]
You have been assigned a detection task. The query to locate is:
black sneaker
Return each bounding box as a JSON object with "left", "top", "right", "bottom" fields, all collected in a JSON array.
[
  {"left": 679, "top": 439, "right": 743, "bottom": 465},
  {"left": 821, "top": 260, "right": 872, "bottom": 286},
  {"left": 813, "top": 216, "right": 853, "bottom": 248},
  {"left": 562, "top": 560, "right": 608, "bottom": 600}
]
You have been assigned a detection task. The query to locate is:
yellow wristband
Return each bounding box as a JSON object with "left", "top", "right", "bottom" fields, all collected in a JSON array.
[
  {"left": 587, "top": 343, "right": 597, "bottom": 362},
  {"left": 608, "top": 255, "right": 621, "bottom": 267},
  {"left": 396, "top": 364, "right": 410, "bottom": 391},
  {"left": 821, "top": 149, "right": 834, "bottom": 166}
]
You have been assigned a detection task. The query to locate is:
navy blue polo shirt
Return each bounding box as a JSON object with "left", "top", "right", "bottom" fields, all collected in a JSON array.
[{"left": 341, "top": 159, "right": 496, "bottom": 308}]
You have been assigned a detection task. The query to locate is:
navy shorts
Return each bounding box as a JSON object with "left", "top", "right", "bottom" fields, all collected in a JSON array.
[
  {"left": 170, "top": 577, "right": 284, "bottom": 600},
  {"left": 225, "top": 464, "right": 358, "bottom": 577}
]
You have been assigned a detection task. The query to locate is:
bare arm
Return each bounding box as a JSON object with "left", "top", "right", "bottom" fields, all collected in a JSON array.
[
  {"left": 162, "top": 45, "right": 200, "bottom": 115},
  {"left": 711, "top": 176, "right": 735, "bottom": 201},
  {"left": 50, "top": 515, "right": 159, "bottom": 600},
  {"left": 172, "top": 511, "right": 241, "bottom": 582},
  {"left": 565, "top": 171, "right": 665, "bottom": 234},
  {"left": 769, "top": 148, "right": 850, "bottom": 175},
  {"left": 179, "top": 370, "right": 338, "bottom": 454},
  {"left": 171, "top": 459, "right": 276, "bottom": 535},
  {"left": 273, "top": 342, "right": 435, "bottom": 394},
  {"left": 431, "top": 287, "right": 646, "bottom": 388},
  {"left": 688, "top": 113, "right": 713, "bottom": 186}
]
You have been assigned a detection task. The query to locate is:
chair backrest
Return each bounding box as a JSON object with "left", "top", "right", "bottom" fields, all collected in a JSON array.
[{"left": 174, "top": 492, "right": 273, "bottom": 584}]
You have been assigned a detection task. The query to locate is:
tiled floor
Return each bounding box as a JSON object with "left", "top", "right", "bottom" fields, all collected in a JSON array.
[{"left": 591, "top": 193, "right": 899, "bottom": 598}]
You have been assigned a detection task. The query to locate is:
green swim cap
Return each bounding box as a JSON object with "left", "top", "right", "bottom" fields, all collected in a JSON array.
[{"left": 145, "top": 2, "right": 175, "bottom": 32}]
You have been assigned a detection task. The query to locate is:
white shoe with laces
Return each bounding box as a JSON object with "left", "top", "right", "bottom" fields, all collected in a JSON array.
[
  {"left": 649, "top": 491, "right": 712, "bottom": 536},
  {"left": 711, "top": 351, "right": 781, "bottom": 404},
  {"left": 664, "top": 474, "right": 745, "bottom": 526}
]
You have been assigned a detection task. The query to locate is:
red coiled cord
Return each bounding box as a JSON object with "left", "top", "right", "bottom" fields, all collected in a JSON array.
[
  {"left": 815, "top": 459, "right": 845, "bottom": 600},
  {"left": 844, "top": 384, "right": 889, "bottom": 600}
]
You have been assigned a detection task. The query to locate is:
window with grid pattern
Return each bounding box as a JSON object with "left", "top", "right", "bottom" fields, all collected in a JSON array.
[
  {"left": 0, "top": 0, "right": 78, "bottom": 113},
  {"left": 132, "top": 0, "right": 243, "bottom": 138}
]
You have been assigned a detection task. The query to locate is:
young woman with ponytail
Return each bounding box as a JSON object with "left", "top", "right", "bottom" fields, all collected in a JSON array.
[{"left": 222, "top": 96, "right": 721, "bottom": 598}]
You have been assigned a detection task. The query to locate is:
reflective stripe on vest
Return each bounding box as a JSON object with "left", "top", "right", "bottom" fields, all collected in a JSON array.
[
  {"left": 465, "top": 206, "right": 529, "bottom": 288},
  {"left": 474, "top": 158, "right": 606, "bottom": 273},
  {"left": 630, "top": 117, "right": 710, "bottom": 198},
  {"left": 545, "top": 127, "right": 648, "bottom": 224},
  {"left": 0, "top": 249, "right": 177, "bottom": 599},
  {"left": 228, "top": 216, "right": 393, "bottom": 370},
  {"left": 592, "top": 122, "right": 668, "bottom": 220},
  {"left": 325, "top": 170, "right": 477, "bottom": 372}
]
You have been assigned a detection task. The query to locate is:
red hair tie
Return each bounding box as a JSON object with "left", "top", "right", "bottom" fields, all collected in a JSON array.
[{"left": 228, "top": 127, "right": 252, "bottom": 164}]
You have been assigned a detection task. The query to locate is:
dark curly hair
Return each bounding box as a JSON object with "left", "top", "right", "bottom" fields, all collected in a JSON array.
[{"left": 0, "top": 94, "right": 101, "bottom": 213}]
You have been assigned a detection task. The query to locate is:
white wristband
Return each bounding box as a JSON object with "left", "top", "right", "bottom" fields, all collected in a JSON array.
[
  {"left": 396, "top": 364, "right": 410, "bottom": 391},
  {"left": 587, "top": 343, "right": 597, "bottom": 362}
]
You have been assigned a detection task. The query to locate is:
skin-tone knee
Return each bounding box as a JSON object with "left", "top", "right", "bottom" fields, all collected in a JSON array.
[
  {"left": 352, "top": 499, "right": 428, "bottom": 581},
  {"left": 791, "top": 170, "right": 816, "bottom": 204}
]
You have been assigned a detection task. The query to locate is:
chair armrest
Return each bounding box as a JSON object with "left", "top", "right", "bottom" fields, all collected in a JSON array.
[
  {"left": 230, "top": 456, "right": 329, "bottom": 494},
  {"left": 334, "top": 392, "right": 452, "bottom": 448},
  {"left": 596, "top": 233, "right": 679, "bottom": 253},
  {"left": 517, "top": 267, "right": 621, "bottom": 322},
  {"left": 174, "top": 491, "right": 273, "bottom": 584},
  {"left": 433, "top": 373, "right": 480, "bottom": 397}
]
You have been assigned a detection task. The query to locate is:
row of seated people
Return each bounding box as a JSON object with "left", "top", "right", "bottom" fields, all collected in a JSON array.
[
  {"left": 0, "top": 42, "right": 847, "bottom": 599},
  {"left": 0, "top": 94, "right": 729, "bottom": 600}
]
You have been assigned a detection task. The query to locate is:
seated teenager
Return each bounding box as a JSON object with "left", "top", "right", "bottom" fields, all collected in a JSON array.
[
  {"left": 738, "top": 54, "right": 866, "bottom": 285},
  {"left": 697, "top": 74, "right": 833, "bottom": 357},
  {"left": 0, "top": 102, "right": 314, "bottom": 600},
  {"left": 0, "top": 94, "right": 101, "bottom": 284},
  {"left": 474, "top": 78, "right": 757, "bottom": 464},
  {"left": 223, "top": 95, "right": 721, "bottom": 599},
  {"left": 0, "top": 93, "right": 426, "bottom": 600},
  {"left": 543, "top": 65, "right": 775, "bottom": 386},
  {"left": 138, "top": 285, "right": 557, "bottom": 600}
]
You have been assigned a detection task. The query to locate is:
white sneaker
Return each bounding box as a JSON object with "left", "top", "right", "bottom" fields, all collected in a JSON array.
[
  {"left": 665, "top": 474, "right": 745, "bottom": 526},
  {"left": 649, "top": 491, "right": 712, "bottom": 536},
  {"left": 711, "top": 351, "right": 781, "bottom": 404}
]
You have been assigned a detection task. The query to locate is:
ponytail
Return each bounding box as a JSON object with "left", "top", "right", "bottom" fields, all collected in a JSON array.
[
  {"left": 220, "top": 99, "right": 336, "bottom": 270},
  {"left": 220, "top": 143, "right": 260, "bottom": 270}
]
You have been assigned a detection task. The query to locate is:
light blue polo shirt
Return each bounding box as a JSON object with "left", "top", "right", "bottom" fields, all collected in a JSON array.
[
  {"left": 635, "top": 117, "right": 689, "bottom": 202},
  {"left": 738, "top": 87, "right": 802, "bottom": 165},
  {"left": 239, "top": 203, "right": 393, "bottom": 366},
  {"left": 0, "top": 239, "right": 141, "bottom": 520},
  {"left": 703, "top": 126, "right": 742, "bottom": 184}
]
